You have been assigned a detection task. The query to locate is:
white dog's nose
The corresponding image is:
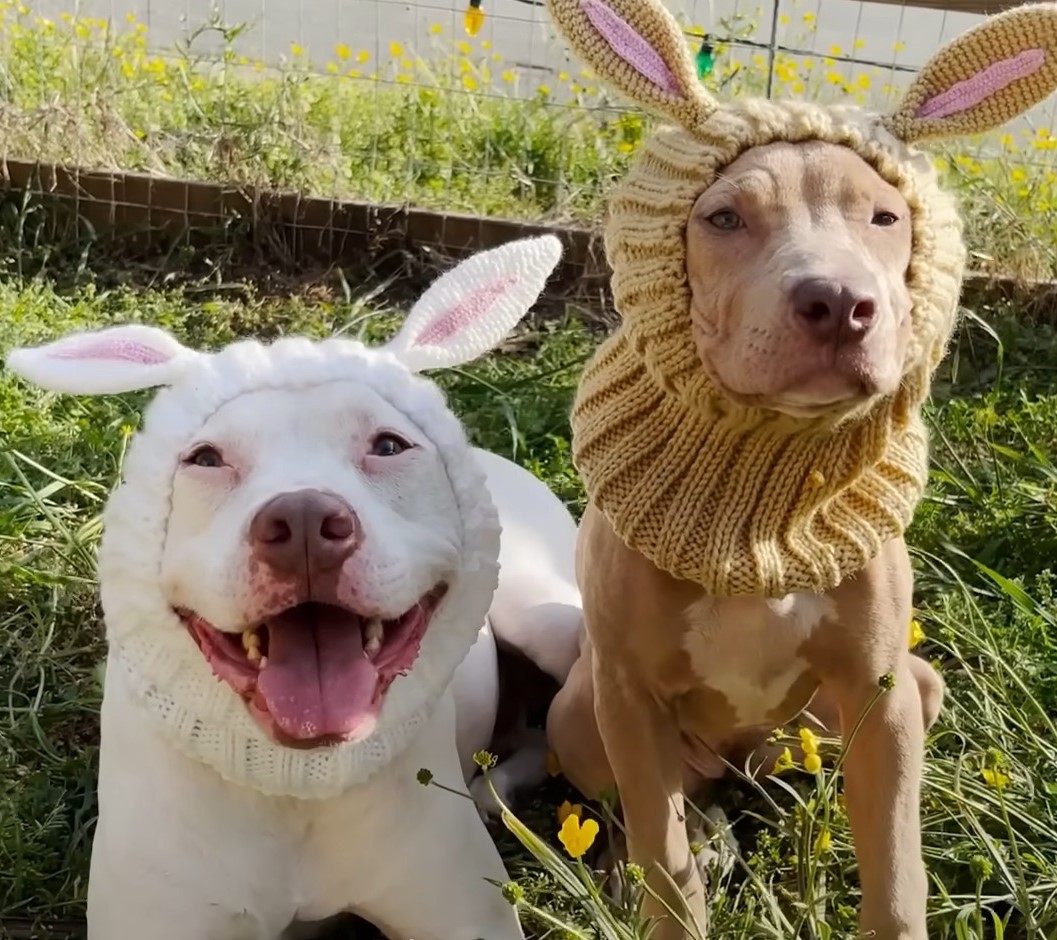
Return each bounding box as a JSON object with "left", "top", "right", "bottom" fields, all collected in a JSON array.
[{"left": 250, "top": 489, "right": 362, "bottom": 577}]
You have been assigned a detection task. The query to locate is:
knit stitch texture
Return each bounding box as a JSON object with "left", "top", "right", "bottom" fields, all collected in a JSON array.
[{"left": 545, "top": 0, "right": 1057, "bottom": 596}]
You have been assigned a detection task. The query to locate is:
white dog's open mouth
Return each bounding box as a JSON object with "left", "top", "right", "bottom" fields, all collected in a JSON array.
[{"left": 178, "top": 587, "right": 446, "bottom": 748}]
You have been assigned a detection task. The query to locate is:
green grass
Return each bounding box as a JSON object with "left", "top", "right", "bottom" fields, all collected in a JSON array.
[
  {"left": 1, "top": 250, "right": 1057, "bottom": 939},
  {"left": 0, "top": 0, "right": 1056, "bottom": 936},
  {"left": 0, "top": 1, "right": 1056, "bottom": 280}
]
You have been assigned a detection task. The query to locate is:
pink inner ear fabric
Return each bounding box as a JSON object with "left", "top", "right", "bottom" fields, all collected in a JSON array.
[
  {"left": 580, "top": 0, "right": 682, "bottom": 97},
  {"left": 416, "top": 275, "right": 519, "bottom": 346},
  {"left": 51, "top": 337, "right": 170, "bottom": 364},
  {"left": 917, "top": 48, "right": 1046, "bottom": 120}
]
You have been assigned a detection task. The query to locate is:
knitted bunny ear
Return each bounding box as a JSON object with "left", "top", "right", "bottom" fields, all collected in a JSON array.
[
  {"left": 5, "top": 324, "right": 199, "bottom": 395},
  {"left": 382, "top": 235, "right": 562, "bottom": 373},
  {"left": 884, "top": 2, "right": 1057, "bottom": 144},
  {"left": 545, "top": 0, "right": 716, "bottom": 128}
]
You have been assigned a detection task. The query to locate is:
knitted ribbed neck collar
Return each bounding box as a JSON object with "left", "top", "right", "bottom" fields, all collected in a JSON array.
[{"left": 571, "top": 103, "right": 966, "bottom": 596}]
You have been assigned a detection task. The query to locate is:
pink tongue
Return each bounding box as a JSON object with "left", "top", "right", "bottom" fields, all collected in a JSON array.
[{"left": 257, "top": 605, "right": 380, "bottom": 741}]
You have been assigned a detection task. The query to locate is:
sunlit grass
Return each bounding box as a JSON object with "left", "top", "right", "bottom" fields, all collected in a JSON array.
[{"left": 0, "top": 1, "right": 1053, "bottom": 277}]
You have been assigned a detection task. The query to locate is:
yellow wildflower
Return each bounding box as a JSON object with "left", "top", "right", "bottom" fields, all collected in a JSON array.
[
  {"left": 125, "top": 11, "right": 136, "bottom": 22},
  {"left": 326, "top": 63, "right": 339, "bottom": 73},
  {"left": 557, "top": 800, "right": 583, "bottom": 824},
  {"left": 804, "top": 752, "right": 823, "bottom": 774},
  {"left": 335, "top": 43, "right": 351, "bottom": 60},
  {"left": 558, "top": 814, "right": 599, "bottom": 858},
  {"left": 772, "top": 747, "right": 794, "bottom": 775},
  {"left": 290, "top": 43, "right": 304, "bottom": 57},
  {"left": 356, "top": 50, "right": 370, "bottom": 64},
  {"left": 814, "top": 828, "right": 832, "bottom": 854},
  {"left": 982, "top": 767, "right": 1009, "bottom": 790},
  {"left": 829, "top": 44, "right": 842, "bottom": 55},
  {"left": 803, "top": 12, "right": 816, "bottom": 22},
  {"left": 389, "top": 41, "right": 404, "bottom": 57},
  {"left": 908, "top": 619, "right": 925, "bottom": 650},
  {"left": 429, "top": 23, "right": 443, "bottom": 35},
  {"left": 502, "top": 69, "right": 515, "bottom": 83},
  {"left": 799, "top": 727, "right": 820, "bottom": 756},
  {"left": 462, "top": 73, "right": 478, "bottom": 91},
  {"left": 854, "top": 38, "right": 865, "bottom": 49},
  {"left": 457, "top": 40, "right": 472, "bottom": 55}
]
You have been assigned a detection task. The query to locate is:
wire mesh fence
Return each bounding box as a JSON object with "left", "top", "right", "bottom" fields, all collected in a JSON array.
[{"left": 4, "top": 0, "right": 1057, "bottom": 276}]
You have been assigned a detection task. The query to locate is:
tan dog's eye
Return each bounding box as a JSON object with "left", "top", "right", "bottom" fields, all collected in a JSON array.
[
  {"left": 184, "top": 445, "right": 224, "bottom": 468},
  {"left": 871, "top": 211, "right": 899, "bottom": 227},
  {"left": 371, "top": 433, "right": 411, "bottom": 457},
  {"left": 706, "top": 210, "right": 743, "bottom": 231}
]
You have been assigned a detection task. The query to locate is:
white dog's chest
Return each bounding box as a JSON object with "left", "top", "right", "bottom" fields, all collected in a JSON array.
[{"left": 681, "top": 592, "right": 835, "bottom": 728}]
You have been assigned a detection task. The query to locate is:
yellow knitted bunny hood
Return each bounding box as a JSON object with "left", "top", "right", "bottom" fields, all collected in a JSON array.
[{"left": 546, "top": 0, "right": 1057, "bottom": 596}]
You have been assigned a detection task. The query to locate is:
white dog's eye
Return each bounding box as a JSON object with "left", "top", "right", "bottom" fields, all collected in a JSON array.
[
  {"left": 183, "top": 445, "right": 225, "bottom": 468},
  {"left": 871, "top": 210, "right": 899, "bottom": 227},
  {"left": 370, "top": 433, "right": 411, "bottom": 458}
]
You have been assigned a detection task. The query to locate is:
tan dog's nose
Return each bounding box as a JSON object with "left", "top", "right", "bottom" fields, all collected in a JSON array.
[
  {"left": 792, "top": 278, "right": 877, "bottom": 344},
  {"left": 250, "top": 490, "right": 362, "bottom": 575}
]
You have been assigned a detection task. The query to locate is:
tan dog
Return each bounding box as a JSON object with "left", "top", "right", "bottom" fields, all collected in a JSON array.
[{"left": 541, "top": 2, "right": 1057, "bottom": 938}]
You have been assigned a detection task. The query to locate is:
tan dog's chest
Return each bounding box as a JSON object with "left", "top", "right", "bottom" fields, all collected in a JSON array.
[{"left": 676, "top": 593, "right": 829, "bottom": 735}]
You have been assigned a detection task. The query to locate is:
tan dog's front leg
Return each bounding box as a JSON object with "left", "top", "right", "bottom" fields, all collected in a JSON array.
[
  {"left": 595, "top": 658, "right": 707, "bottom": 940},
  {"left": 829, "top": 657, "right": 928, "bottom": 940}
]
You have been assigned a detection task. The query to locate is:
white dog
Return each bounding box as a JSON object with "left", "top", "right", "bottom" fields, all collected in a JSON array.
[{"left": 5, "top": 235, "right": 583, "bottom": 940}]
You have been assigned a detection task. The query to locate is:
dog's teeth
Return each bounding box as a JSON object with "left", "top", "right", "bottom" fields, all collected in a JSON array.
[
  {"left": 246, "top": 645, "right": 261, "bottom": 663},
  {"left": 364, "top": 618, "right": 384, "bottom": 657},
  {"left": 242, "top": 628, "right": 260, "bottom": 652}
]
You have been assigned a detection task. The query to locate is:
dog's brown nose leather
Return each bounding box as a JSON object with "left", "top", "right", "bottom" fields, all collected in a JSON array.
[
  {"left": 250, "top": 490, "right": 362, "bottom": 575},
  {"left": 792, "top": 278, "right": 877, "bottom": 343}
]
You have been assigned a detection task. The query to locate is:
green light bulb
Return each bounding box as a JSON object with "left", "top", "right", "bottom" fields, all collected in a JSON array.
[{"left": 696, "top": 36, "right": 715, "bottom": 79}]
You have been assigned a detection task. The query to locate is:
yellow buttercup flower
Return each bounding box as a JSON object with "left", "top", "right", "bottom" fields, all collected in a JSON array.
[
  {"left": 982, "top": 767, "right": 1010, "bottom": 790},
  {"left": 804, "top": 752, "right": 823, "bottom": 774},
  {"left": 335, "top": 43, "right": 351, "bottom": 60},
  {"left": 772, "top": 747, "right": 794, "bottom": 775},
  {"left": 558, "top": 814, "right": 599, "bottom": 858},
  {"left": 909, "top": 619, "right": 926, "bottom": 650},
  {"left": 798, "top": 727, "right": 820, "bottom": 756},
  {"left": 557, "top": 800, "right": 582, "bottom": 824},
  {"left": 290, "top": 43, "right": 304, "bottom": 57},
  {"left": 389, "top": 41, "right": 404, "bottom": 57}
]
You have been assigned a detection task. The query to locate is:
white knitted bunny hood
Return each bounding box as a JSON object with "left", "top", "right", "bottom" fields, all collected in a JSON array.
[{"left": 6, "top": 235, "right": 563, "bottom": 798}]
